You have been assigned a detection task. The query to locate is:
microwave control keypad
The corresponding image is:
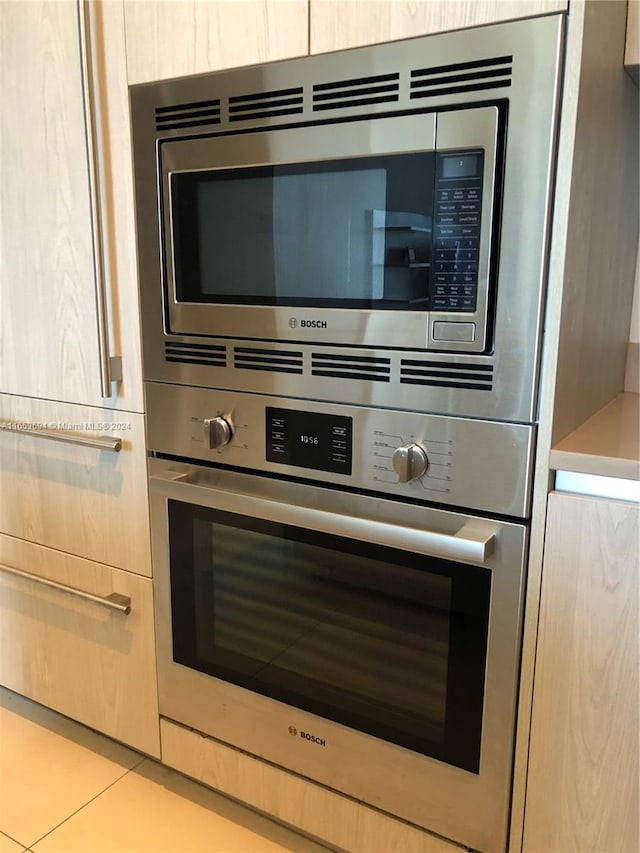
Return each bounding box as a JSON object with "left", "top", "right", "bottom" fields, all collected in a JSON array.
[{"left": 431, "top": 150, "right": 484, "bottom": 313}]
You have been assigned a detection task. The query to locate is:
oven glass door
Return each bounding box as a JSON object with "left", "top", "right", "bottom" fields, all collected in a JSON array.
[{"left": 168, "top": 498, "right": 491, "bottom": 774}]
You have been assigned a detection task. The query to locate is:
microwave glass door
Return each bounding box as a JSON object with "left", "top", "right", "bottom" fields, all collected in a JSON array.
[
  {"left": 169, "top": 153, "right": 440, "bottom": 310},
  {"left": 168, "top": 498, "right": 491, "bottom": 774}
]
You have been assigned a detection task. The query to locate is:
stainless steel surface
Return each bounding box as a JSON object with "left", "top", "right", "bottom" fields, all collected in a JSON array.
[
  {"left": 131, "top": 14, "right": 564, "bottom": 423},
  {"left": 159, "top": 109, "right": 496, "bottom": 354},
  {"left": 554, "top": 472, "right": 640, "bottom": 502},
  {"left": 145, "top": 382, "right": 535, "bottom": 518},
  {"left": 0, "top": 561, "right": 132, "bottom": 614},
  {"left": 150, "top": 456, "right": 528, "bottom": 852},
  {"left": 133, "top": 17, "right": 565, "bottom": 853},
  {"left": 0, "top": 420, "right": 122, "bottom": 452},
  {"left": 78, "top": 0, "right": 117, "bottom": 400},
  {"left": 432, "top": 321, "right": 476, "bottom": 342},
  {"left": 392, "top": 443, "right": 429, "bottom": 483},
  {"left": 150, "top": 462, "right": 495, "bottom": 562},
  {"left": 203, "top": 415, "right": 232, "bottom": 449}
]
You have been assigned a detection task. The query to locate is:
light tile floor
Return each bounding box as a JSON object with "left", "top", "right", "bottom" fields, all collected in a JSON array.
[{"left": 0, "top": 688, "right": 332, "bottom": 853}]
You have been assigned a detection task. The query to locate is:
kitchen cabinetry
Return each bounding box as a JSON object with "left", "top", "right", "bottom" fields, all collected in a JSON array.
[
  {"left": 123, "top": 0, "right": 308, "bottom": 84},
  {"left": 0, "top": 0, "right": 142, "bottom": 412},
  {"left": 0, "top": 390, "right": 157, "bottom": 754},
  {"left": 309, "top": 0, "right": 568, "bottom": 53},
  {"left": 0, "top": 393, "right": 151, "bottom": 577},
  {"left": 0, "top": 533, "right": 160, "bottom": 757},
  {"left": 0, "top": 3, "right": 157, "bottom": 751},
  {"left": 523, "top": 488, "right": 639, "bottom": 852}
]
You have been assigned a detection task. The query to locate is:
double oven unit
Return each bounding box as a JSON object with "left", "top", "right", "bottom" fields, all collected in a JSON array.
[{"left": 131, "top": 15, "right": 563, "bottom": 853}]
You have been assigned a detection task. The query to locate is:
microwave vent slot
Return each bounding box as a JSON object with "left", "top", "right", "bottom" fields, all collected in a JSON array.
[
  {"left": 155, "top": 99, "right": 221, "bottom": 132},
  {"left": 312, "top": 73, "right": 400, "bottom": 112},
  {"left": 165, "top": 340, "right": 227, "bottom": 367},
  {"left": 228, "top": 87, "right": 303, "bottom": 122},
  {"left": 312, "top": 353, "right": 391, "bottom": 382},
  {"left": 400, "top": 359, "right": 493, "bottom": 391},
  {"left": 234, "top": 346, "right": 303, "bottom": 374},
  {"left": 410, "top": 56, "right": 512, "bottom": 100}
]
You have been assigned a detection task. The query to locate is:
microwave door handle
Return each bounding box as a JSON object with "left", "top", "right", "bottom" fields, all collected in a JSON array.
[{"left": 150, "top": 470, "right": 496, "bottom": 564}]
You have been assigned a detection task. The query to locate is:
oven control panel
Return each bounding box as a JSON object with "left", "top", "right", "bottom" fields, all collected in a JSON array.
[
  {"left": 146, "top": 382, "right": 535, "bottom": 518},
  {"left": 265, "top": 407, "right": 353, "bottom": 475}
]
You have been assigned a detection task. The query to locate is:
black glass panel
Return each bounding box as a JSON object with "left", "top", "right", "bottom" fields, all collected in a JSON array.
[
  {"left": 169, "top": 153, "right": 435, "bottom": 310},
  {"left": 168, "top": 499, "right": 490, "bottom": 773}
]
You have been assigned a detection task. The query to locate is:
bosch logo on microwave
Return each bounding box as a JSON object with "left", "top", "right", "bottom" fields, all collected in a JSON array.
[
  {"left": 288, "top": 725, "right": 326, "bottom": 747},
  {"left": 289, "top": 318, "right": 327, "bottom": 329}
]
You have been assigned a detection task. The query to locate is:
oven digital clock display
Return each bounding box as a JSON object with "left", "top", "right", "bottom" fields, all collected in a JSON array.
[{"left": 266, "top": 407, "right": 353, "bottom": 475}]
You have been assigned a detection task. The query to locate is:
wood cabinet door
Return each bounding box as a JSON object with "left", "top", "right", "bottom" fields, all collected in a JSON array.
[
  {"left": 0, "top": 533, "right": 160, "bottom": 757},
  {"left": 0, "top": 1, "right": 143, "bottom": 412},
  {"left": 523, "top": 491, "right": 639, "bottom": 852},
  {"left": 124, "top": 0, "right": 309, "bottom": 85},
  {"left": 310, "top": 0, "right": 568, "bottom": 53},
  {"left": 0, "top": 394, "right": 151, "bottom": 577}
]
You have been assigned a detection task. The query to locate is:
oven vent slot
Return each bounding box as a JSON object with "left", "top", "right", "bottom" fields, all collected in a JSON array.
[
  {"left": 228, "top": 87, "right": 303, "bottom": 122},
  {"left": 312, "top": 353, "right": 391, "bottom": 382},
  {"left": 400, "top": 359, "right": 493, "bottom": 390},
  {"left": 410, "top": 56, "right": 512, "bottom": 100},
  {"left": 155, "top": 99, "right": 221, "bottom": 132},
  {"left": 234, "top": 346, "right": 303, "bottom": 374},
  {"left": 312, "top": 73, "right": 400, "bottom": 112},
  {"left": 165, "top": 341, "right": 227, "bottom": 367}
]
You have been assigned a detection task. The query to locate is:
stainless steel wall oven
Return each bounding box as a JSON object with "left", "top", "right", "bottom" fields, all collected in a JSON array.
[{"left": 131, "top": 14, "right": 564, "bottom": 853}]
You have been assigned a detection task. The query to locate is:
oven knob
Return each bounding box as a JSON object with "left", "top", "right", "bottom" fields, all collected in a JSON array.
[
  {"left": 203, "top": 416, "right": 233, "bottom": 449},
  {"left": 392, "top": 443, "right": 428, "bottom": 483}
]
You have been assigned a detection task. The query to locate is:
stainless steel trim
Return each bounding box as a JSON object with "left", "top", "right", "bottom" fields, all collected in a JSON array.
[
  {"left": 554, "top": 471, "right": 640, "bottom": 502},
  {"left": 0, "top": 562, "right": 131, "bottom": 614},
  {"left": 77, "top": 0, "right": 117, "bottom": 400},
  {"left": 0, "top": 421, "right": 122, "bottom": 452},
  {"left": 150, "top": 466, "right": 496, "bottom": 562}
]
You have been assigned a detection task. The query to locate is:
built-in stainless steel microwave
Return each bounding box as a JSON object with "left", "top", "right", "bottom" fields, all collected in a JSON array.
[
  {"left": 160, "top": 107, "right": 498, "bottom": 353},
  {"left": 131, "top": 15, "right": 563, "bottom": 424}
]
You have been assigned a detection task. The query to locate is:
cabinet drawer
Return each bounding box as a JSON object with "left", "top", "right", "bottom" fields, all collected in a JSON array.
[
  {"left": 0, "top": 394, "right": 151, "bottom": 576},
  {"left": 0, "top": 533, "right": 160, "bottom": 758}
]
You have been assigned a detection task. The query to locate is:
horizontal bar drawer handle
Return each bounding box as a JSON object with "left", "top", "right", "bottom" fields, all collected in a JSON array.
[
  {"left": 0, "top": 421, "right": 121, "bottom": 452},
  {"left": 0, "top": 562, "right": 131, "bottom": 615}
]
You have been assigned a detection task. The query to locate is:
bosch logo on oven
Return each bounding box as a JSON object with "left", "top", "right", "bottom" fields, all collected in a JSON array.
[
  {"left": 289, "top": 318, "right": 327, "bottom": 329},
  {"left": 288, "top": 725, "right": 326, "bottom": 747}
]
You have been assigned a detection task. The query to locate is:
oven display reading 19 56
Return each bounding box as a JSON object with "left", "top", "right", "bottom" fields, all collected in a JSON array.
[{"left": 266, "top": 407, "right": 353, "bottom": 475}]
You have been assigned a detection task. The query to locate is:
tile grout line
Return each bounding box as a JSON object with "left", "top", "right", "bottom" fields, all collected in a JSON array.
[
  {"left": 27, "top": 757, "right": 148, "bottom": 850},
  {"left": 0, "top": 829, "right": 28, "bottom": 848}
]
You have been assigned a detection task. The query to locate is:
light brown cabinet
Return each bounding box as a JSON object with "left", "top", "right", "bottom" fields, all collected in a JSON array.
[
  {"left": 523, "top": 490, "right": 639, "bottom": 852},
  {"left": 0, "top": 532, "right": 160, "bottom": 757},
  {"left": 0, "top": 1, "right": 143, "bottom": 412},
  {"left": 309, "top": 0, "right": 568, "bottom": 53},
  {"left": 0, "top": 393, "right": 151, "bottom": 577},
  {"left": 123, "top": 0, "right": 309, "bottom": 84}
]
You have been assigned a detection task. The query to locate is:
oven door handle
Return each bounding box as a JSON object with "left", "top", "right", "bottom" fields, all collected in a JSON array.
[{"left": 150, "top": 469, "right": 497, "bottom": 564}]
